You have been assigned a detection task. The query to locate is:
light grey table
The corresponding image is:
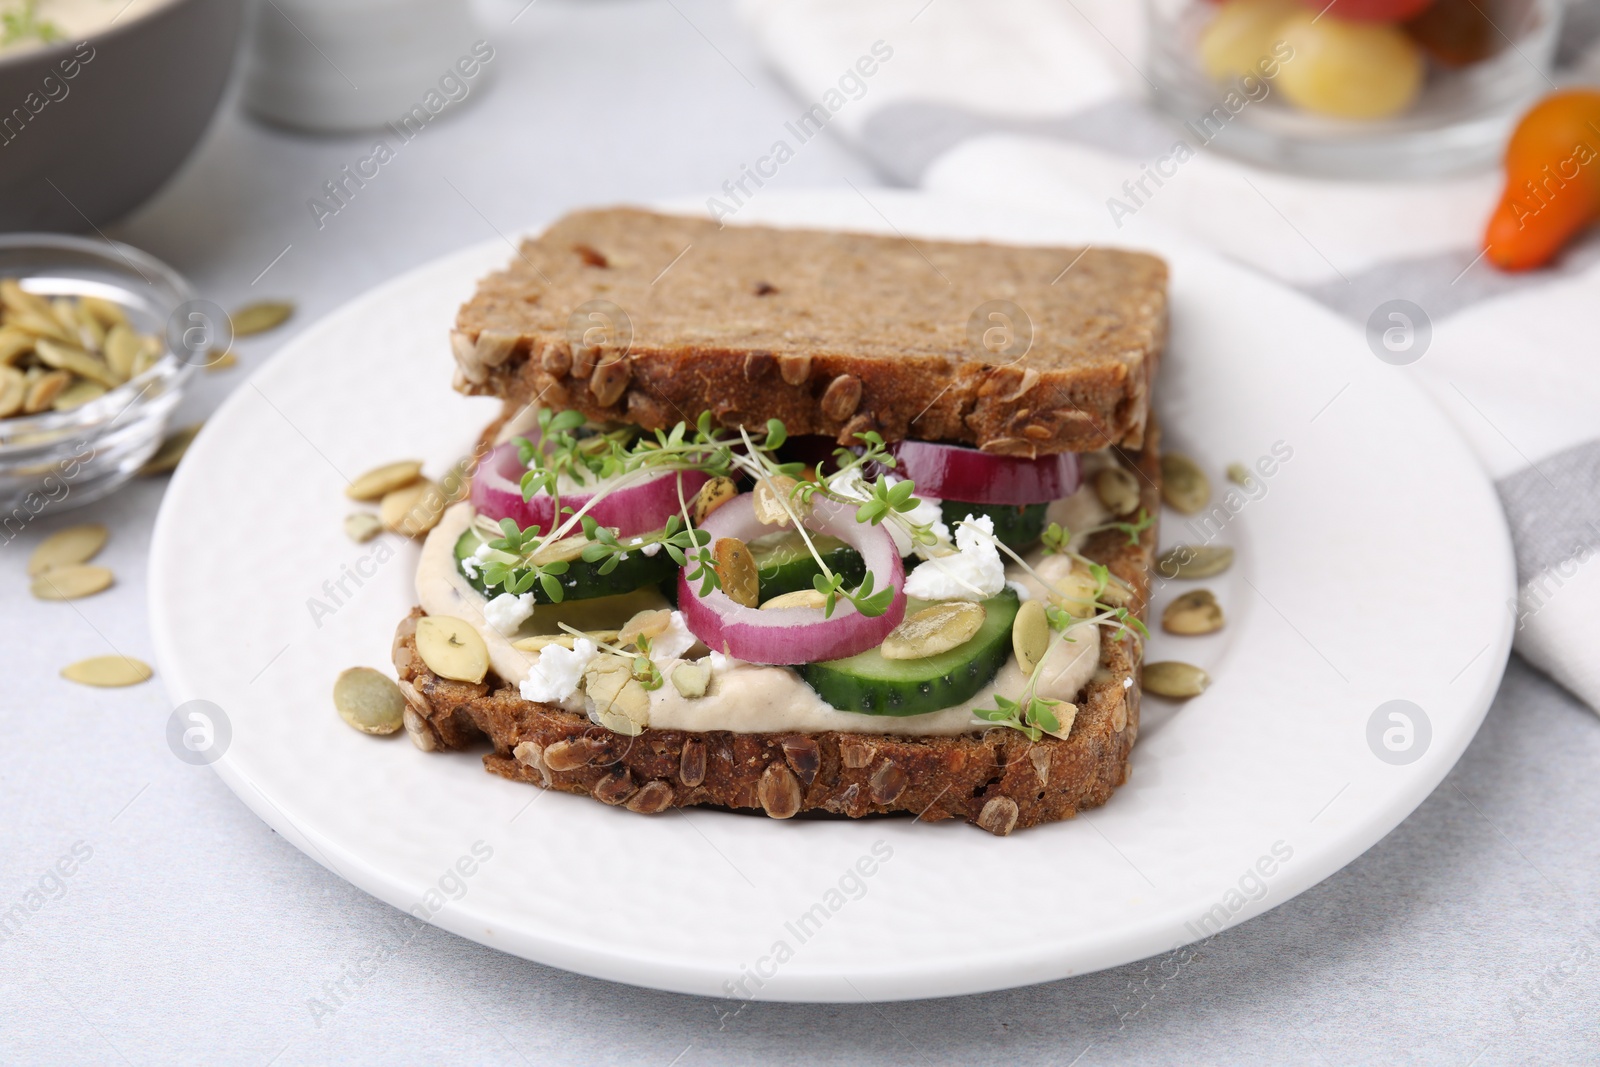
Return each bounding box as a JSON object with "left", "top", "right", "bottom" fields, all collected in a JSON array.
[{"left": 3, "top": 2, "right": 1596, "bottom": 1063}]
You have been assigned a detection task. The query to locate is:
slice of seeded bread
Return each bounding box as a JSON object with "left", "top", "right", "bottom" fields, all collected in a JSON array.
[
  {"left": 451, "top": 208, "right": 1167, "bottom": 456},
  {"left": 389, "top": 422, "right": 1161, "bottom": 835}
]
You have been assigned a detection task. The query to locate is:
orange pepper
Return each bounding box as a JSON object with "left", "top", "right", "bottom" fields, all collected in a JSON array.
[{"left": 1484, "top": 90, "right": 1600, "bottom": 272}]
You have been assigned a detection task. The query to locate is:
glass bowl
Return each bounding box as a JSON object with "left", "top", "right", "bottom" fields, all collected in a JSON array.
[
  {"left": 0, "top": 235, "right": 196, "bottom": 521},
  {"left": 1145, "top": 0, "right": 1564, "bottom": 178}
]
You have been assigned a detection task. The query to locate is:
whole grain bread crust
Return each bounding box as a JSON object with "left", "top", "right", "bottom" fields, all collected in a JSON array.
[
  {"left": 390, "top": 424, "right": 1161, "bottom": 835},
  {"left": 451, "top": 208, "right": 1167, "bottom": 457}
]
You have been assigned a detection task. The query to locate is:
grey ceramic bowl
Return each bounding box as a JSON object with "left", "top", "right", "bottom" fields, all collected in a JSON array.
[{"left": 0, "top": 0, "right": 245, "bottom": 232}]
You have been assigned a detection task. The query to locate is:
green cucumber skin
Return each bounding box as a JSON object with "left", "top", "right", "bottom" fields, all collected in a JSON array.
[
  {"left": 940, "top": 500, "right": 1049, "bottom": 552},
  {"left": 453, "top": 529, "right": 676, "bottom": 604},
  {"left": 750, "top": 532, "right": 866, "bottom": 603},
  {"left": 797, "top": 589, "right": 1021, "bottom": 717}
]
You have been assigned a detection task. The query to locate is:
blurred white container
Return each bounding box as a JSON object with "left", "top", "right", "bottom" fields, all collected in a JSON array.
[{"left": 242, "top": 0, "right": 485, "bottom": 133}]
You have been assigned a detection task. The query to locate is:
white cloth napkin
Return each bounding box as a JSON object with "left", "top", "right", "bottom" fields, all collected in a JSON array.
[{"left": 739, "top": 0, "right": 1600, "bottom": 713}]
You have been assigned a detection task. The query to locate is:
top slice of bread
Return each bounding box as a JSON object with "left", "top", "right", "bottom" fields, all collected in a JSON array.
[{"left": 452, "top": 208, "right": 1167, "bottom": 454}]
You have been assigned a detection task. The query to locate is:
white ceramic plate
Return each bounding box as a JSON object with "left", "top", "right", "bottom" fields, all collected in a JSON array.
[{"left": 149, "top": 190, "right": 1513, "bottom": 1002}]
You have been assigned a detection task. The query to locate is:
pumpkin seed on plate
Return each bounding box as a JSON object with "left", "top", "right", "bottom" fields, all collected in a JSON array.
[
  {"left": 1143, "top": 661, "right": 1210, "bottom": 699},
  {"left": 31, "top": 563, "right": 114, "bottom": 600},
  {"left": 761, "top": 588, "right": 828, "bottom": 611},
  {"left": 618, "top": 609, "right": 673, "bottom": 647},
  {"left": 711, "top": 536, "right": 760, "bottom": 607},
  {"left": 1225, "top": 462, "right": 1254, "bottom": 488},
  {"left": 1156, "top": 544, "right": 1234, "bottom": 580},
  {"left": 61, "top": 655, "right": 152, "bottom": 687},
  {"left": 881, "top": 601, "right": 986, "bottom": 660},
  {"left": 584, "top": 656, "right": 649, "bottom": 735},
  {"left": 1012, "top": 599, "right": 1050, "bottom": 674},
  {"left": 1162, "top": 589, "right": 1225, "bottom": 635},
  {"left": 138, "top": 423, "right": 202, "bottom": 476},
  {"left": 671, "top": 661, "right": 709, "bottom": 699},
  {"left": 415, "top": 615, "right": 489, "bottom": 683},
  {"left": 691, "top": 476, "right": 738, "bottom": 524},
  {"left": 1160, "top": 452, "right": 1210, "bottom": 514},
  {"left": 28, "top": 523, "right": 108, "bottom": 576},
  {"left": 753, "top": 474, "right": 809, "bottom": 526},
  {"left": 333, "top": 667, "right": 407, "bottom": 735},
  {"left": 512, "top": 630, "right": 618, "bottom": 653},
  {"left": 344, "top": 512, "right": 384, "bottom": 543},
  {"left": 230, "top": 300, "right": 294, "bottom": 337},
  {"left": 379, "top": 479, "right": 444, "bottom": 537},
  {"left": 345, "top": 459, "right": 423, "bottom": 501},
  {"left": 1092, "top": 466, "right": 1141, "bottom": 517}
]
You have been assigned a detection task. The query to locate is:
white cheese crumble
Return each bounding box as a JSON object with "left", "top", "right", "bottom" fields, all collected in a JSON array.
[
  {"left": 903, "top": 513, "right": 1007, "bottom": 601},
  {"left": 1006, "top": 580, "right": 1031, "bottom": 602},
  {"left": 640, "top": 541, "right": 662, "bottom": 557},
  {"left": 650, "top": 610, "right": 697, "bottom": 662},
  {"left": 827, "top": 468, "right": 948, "bottom": 556},
  {"left": 520, "top": 637, "right": 598, "bottom": 705},
  {"left": 483, "top": 592, "right": 535, "bottom": 635}
]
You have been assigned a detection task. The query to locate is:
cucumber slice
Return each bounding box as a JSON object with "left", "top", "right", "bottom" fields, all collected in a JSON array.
[
  {"left": 797, "top": 589, "right": 1021, "bottom": 716},
  {"left": 940, "top": 501, "right": 1049, "bottom": 552},
  {"left": 454, "top": 528, "right": 676, "bottom": 604},
  {"left": 748, "top": 529, "right": 866, "bottom": 603}
]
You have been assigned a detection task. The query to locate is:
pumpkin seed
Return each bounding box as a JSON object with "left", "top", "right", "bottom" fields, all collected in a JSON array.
[
  {"left": 9, "top": 308, "right": 74, "bottom": 344},
  {"left": 1093, "top": 466, "right": 1141, "bottom": 517},
  {"left": 31, "top": 564, "right": 114, "bottom": 600},
  {"left": 230, "top": 300, "right": 294, "bottom": 337},
  {"left": 1156, "top": 544, "right": 1234, "bottom": 580},
  {"left": 691, "top": 476, "right": 738, "bottom": 524},
  {"left": 584, "top": 656, "right": 649, "bottom": 735},
  {"left": 344, "top": 512, "right": 384, "bottom": 543},
  {"left": 71, "top": 302, "right": 106, "bottom": 351},
  {"left": 33, "top": 338, "right": 119, "bottom": 387},
  {"left": 205, "top": 349, "right": 237, "bottom": 372},
  {"left": 131, "top": 334, "right": 163, "bottom": 376},
  {"left": 618, "top": 609, "right": 673, "bottom": 647},
  {"left": 138, "top": 423, "right": 201, "bottom": 476},
  {"left": 753, "top": 474, "right": 809, "bottom": 526},
  {"left": 1162, "top": 589, "right": 1225, "bottom": 635},
  {"left": 52, "top": 379, "right": 107, "bottom": 411},
  {"left": 345, "top": 459, "right": 423, "bottom": 501},
  {"left": 881, "top": 601, "right": 986, "bottom": 660},
  {"left": 379, "top": 479, "right": 444, "bottom": 537},
  {"left": 79, "top": 295, "right": 128, "bottom": 329},
  {"left": 333, "top": 667, "right": 407, "bottom": 735},
  {"left": 711, "top": 536, "right": 760, "bottom": 607},
  {"left": 530, "top": 534, "right": 588, "bottom": 565},
  {"left": 103, "top": 325, "right": 140, "bottom": 380},
  {"left": 1143, "top": 660, "right": 1210, "bottom": 699},
  {"left": 61, "top": 655, "right": 152, "bottom": 687},
  {"left": 512, "top": 630, "right": 618, "bottom": 653},
  {"left": 761, "top": 588, "right": 827, "bottom": 611},
  {"left": 23, "top": 369, "right": 72, "bottom": 413},
  {"left": 0, "top": 326, "right": 33, "bottom": 365},
  {"left": 415, "top": 615, "right": 489, "bottom": 683},
  {"left": 28, "top": 523, "right": 108, "bottom": 576},
  {"left": 1160, "top": 452, "right": 1210, "bottom": 514},
  {"left": 671, "top": 661, "right": 709, "bottom": 699},
  {"left": 0, "top": 366, "right": 25, "bottom": 417},
  {"left": 1012, "top": 599, "right": 1050, "bottom": 674},
  {"left": 0, "top": 278, "right": 53, "bottom": 320},
  {"left": 1225, "top": 462, "right": 1254, "bottom": 488}
]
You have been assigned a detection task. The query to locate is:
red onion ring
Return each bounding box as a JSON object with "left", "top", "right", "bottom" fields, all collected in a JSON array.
[
  {"left": 678, "top": 495, "right": 906, "bottom": 664},
  {"left": 889, "top": 440, "right": 1080, "bottom": 505},
  {"left": 470, "top": 441, "right": 709, "bottom": 538}
]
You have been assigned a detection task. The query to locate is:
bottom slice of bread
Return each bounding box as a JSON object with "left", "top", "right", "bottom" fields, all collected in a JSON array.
[{"left": 392, "top": 425, "right": 1160, "bottom": 835}]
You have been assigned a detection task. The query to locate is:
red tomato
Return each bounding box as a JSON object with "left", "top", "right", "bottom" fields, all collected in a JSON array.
[{"left": 1303, "top": 0, "right": 1434, "bottom": 20}]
